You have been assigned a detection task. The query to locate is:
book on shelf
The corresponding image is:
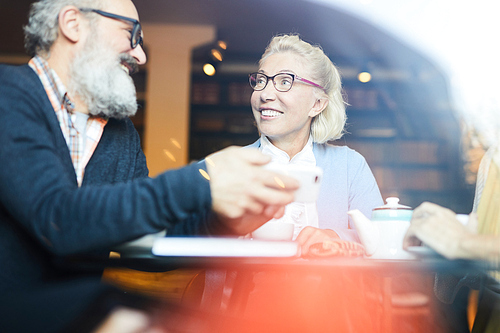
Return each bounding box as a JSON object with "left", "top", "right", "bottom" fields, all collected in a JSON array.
[
  {"left": 227, "top": 82, "right": 253, "bottom": 106},
  {"left": 344, "top": 88, "right": 379, "bottom": 110},
  {"left": 192, "top": 115, "right": 225, "bottom": 131},
  {"left": 226, "top": 114, "right": 256, "bottom": 134},
  {"left": 346, "top": 140, "right": 444, "bottom": 166},
  {"left": 191, "top": 82, "right": 220, "bottom": 105},
  {"left": 372, "top": 167, "right": 447, "bottom": 191}
]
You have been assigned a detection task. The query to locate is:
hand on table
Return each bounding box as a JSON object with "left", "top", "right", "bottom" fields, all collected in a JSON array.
[
  {"left": 206, "top": 146, "right": 299, "bottom": 235},
  {"left": 403, "top": 202, "right": 477, "bottom": 260},
  {"left": 295, "top": 226, "right": 340, "bottom": 256}
]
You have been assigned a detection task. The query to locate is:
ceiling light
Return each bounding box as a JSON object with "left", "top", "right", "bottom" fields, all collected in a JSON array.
[
  {"left": 211, "top": 49, "right": 223, "bottom": 62},
  {"left": 217, "top": 41, "right": 227, "bottom": 50},
  {"left": 203, "top": 63, "right": 216, "bottom": 76},
  {"left": 358, "top": 71, "right": 372, "bottom": 83}
]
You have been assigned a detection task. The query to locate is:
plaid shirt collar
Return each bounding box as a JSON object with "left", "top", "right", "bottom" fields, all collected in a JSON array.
[{"left": 29, "top": 55, "right": 107, "bottom": 186}]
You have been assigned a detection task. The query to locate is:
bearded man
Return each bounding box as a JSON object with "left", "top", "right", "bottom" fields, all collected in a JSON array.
[{"left": 0, "top": 0, "right": 298, "bottom": 332}]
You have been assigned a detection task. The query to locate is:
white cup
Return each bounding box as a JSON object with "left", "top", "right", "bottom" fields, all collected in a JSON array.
[{"left": 251, "top": 222, "right": 294, "bottom": 241}]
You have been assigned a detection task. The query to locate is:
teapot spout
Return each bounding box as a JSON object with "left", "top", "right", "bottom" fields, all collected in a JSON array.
[{"left": 348, "top": 209, "right": 379, "bottom": 256}]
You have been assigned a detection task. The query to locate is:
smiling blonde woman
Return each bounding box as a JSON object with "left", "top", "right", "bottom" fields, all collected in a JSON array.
[{"left": 247, "top": 34, "right": 383, "bottom": 255}]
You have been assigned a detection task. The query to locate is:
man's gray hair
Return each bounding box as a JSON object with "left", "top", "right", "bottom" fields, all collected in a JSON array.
[{"left": 24, "top": 0, "right": 102, "bottom": 57}]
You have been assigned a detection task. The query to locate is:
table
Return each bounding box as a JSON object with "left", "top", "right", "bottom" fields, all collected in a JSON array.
[{"left": 86, "top": 250, "right": 491, "bottom": 333}]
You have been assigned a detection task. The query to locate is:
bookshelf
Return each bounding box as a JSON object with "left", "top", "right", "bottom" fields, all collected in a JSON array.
[
  {"left": 340, "top": 78, "right": 471, "bottom": 211},
  {"left": 189, "top": 75, "right": 258, "bottom": 160},
  {"left": 336, "top": 138, "right": 457, "bottom": 207}
]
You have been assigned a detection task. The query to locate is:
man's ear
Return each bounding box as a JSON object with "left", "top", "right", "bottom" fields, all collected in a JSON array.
[
  {"left": 58, "top": 6, "right": 83, "bottom": 44},
  {"left": 308, "top": 98, "right": 329, "bottom": 118}
]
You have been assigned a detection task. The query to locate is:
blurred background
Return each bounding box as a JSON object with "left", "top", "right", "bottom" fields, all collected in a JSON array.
[{"left": 2, "top": 0, "right": 498, "bottom": 213}]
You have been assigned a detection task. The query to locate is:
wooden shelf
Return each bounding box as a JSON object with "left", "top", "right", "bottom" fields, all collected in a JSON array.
[{"left": 341, "top": 139, "right": 449, "bottom": 166}]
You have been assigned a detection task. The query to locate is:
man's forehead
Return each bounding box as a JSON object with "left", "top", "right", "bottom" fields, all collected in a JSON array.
[{"left": 101, "top": 0, "right": 140, "bottom": 20}]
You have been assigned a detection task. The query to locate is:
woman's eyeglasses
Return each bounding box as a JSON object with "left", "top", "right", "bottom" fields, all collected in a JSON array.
[
  {"left": 249, "top": 72, "right": 324, "bottom": 92},
  {"left": 79, "top": 8, "right": 143, "bottom": 49}
]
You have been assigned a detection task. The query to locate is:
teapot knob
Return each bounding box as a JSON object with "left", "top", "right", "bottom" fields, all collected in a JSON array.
[{"left": 385, "top": 197, "right": 400, "bottom": 207}]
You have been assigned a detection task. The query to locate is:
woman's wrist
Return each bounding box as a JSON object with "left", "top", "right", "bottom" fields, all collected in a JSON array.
[{"left": 459, "top": 234, "right": 500, "bottom": 263}]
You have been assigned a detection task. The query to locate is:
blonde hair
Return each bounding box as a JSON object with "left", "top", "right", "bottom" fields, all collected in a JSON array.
[{"left": 259, "top": 34, "right": 346, "bottom": 143}]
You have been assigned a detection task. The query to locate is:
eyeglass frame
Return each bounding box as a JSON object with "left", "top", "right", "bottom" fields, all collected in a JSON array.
[
  {"left": 79, "top": 8, "right": 144, "bottom": 49},
  {"left": 249, "top": 72, "right": 325, "bottom": 92}
]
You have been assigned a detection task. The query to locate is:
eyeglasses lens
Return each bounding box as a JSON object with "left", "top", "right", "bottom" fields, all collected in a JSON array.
[
  {"left": 250, "top": 73, "right": 266, "bottom": 90},
  {"left": 132, "top": 23, "right": 143, "bottom": 48},
  {"left": 249, "top": 73, "right": 294, "bottom": 92},
  {"left": 274, "top": 74, "right": 293, "bottom": 92}
]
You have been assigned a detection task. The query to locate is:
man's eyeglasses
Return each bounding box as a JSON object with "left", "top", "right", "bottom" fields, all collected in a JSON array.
[
  {"left": 79, "top": 8, "right": 143, "bottom": 49},
  {"left": 249, "top": 72, "right": 325, "bottom": 92}
]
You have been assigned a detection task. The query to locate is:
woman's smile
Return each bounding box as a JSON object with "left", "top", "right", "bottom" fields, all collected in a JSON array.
[{"left": 260, "top": 108, "right": 283, "bottom": 118}]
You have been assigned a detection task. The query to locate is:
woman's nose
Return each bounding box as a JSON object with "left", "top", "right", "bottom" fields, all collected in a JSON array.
[{"left": 260, "top": 80, "right": 277, "bottom": 101}]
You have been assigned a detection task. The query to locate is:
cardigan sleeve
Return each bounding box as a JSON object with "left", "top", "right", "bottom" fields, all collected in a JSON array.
[
  {"left": 315, "top": 144, "right": 383, "bottom": 242},
  {"left": 340, "top": 148, "right": 384, "bottom": 241},
  {"left": 0, "top": 65, "right": 212, "bottom": 255}
]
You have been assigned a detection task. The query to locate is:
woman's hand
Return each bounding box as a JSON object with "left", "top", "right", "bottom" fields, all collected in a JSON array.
[
  {"left": 403, "top": 202, "right": 476, "bottom": 259},
  {"left": 295, "top": 226, "right": 340, "bottom": 256}
]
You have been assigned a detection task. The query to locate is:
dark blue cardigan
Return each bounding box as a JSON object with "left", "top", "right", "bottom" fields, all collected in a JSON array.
[{"left": 0, "top": 64, "right": 212, "bottom": 332}]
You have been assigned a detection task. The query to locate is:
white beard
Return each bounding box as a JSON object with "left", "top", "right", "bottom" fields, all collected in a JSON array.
[{"left": 68, "top": 36, "right": 139, "bottom": 119}]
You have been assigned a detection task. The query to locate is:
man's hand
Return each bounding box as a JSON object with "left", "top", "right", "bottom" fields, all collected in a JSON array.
[
  {"left": 295, "top": 227, "right": 340, "bottom": 256},
  {"left": 206, "top": 147, "right": 299, "bottom": 235}
]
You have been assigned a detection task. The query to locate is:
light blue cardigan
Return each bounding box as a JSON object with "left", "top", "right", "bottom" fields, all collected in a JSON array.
[{"left": 248, "top": 139, "right": 383, "bottom": 242}]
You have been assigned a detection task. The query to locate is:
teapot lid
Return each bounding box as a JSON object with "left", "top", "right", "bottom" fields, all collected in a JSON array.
[{"left": 373, "top": 197, "right": 412, "bottom": 211}]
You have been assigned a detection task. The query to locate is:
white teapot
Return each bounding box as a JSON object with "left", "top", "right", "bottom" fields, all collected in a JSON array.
[{"left": 348, "top": 197, "right": 415, "bottom": 260}]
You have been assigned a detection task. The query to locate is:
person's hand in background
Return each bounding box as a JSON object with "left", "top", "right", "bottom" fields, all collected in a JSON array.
[{"left": 403, "top": 202, "right": 486, "bottom": 260}]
